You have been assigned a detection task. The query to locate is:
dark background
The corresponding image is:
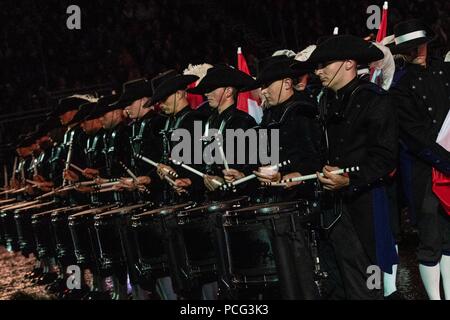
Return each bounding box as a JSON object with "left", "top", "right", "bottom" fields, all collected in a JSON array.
[{"left": 0, "top": 0, "right": 448, "bottom": 151}]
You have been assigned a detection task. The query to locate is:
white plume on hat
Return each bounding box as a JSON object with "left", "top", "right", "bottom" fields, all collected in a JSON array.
[
  {"left": 295, "top": 45, "right": 317, "bottom": 62},
  {"left": 183, "top": 63, "right": 213, "bottom": 86},
  {"left": 445, "top": 51, "right": 450, "bottom": 62},
  {"left": 272, "top": 49, "right": 296, "bottom": 58},
  {"left": 369, "top": 42, "right": 395, "bottom": 90},
  {"left": 69, "top": 94, "right": 98, "bottom": 103}
]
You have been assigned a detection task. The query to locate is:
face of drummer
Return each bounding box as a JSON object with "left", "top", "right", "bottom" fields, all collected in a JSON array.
[
  {"left": 160, "top": 90, "right": 186, "bottom": 115},
  {"left": 80, "top": 118, "right": 103, "bottom": 135},
  {"left": 315, "top": 60, "right": 356, "bottom": 92},
  {"left": 403, "top": 43, "right": 428, "bottom": 67},
  {"left": 59, "top": 110, "right": 78, "bottom": 126},
  {"left": 261, "top": 78, "right": 294, "bottom": 106},
  {"left": 124, "top": 97, "right": 149, "bottom": 120},
  {"left": 100, "top": 109, "right": 124, "bottom": 130}
]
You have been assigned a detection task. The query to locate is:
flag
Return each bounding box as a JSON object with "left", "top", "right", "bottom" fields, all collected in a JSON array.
[
  {"left": 237, "top": 47, "right": 263, "bottom": 124},
  {"left": 370, "top": 1, "right": 389, "bottom": 85},
  {"left": 187, "top": 82, "right": 204, "bottom": 109},
  {"left": 433, "top": 109, "right": 450, "bottom": 215}
]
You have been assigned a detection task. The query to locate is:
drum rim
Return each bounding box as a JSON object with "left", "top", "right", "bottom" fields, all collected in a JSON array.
[
  {"left": 51, "top": 204, "right": 90, "bottom": 217},
  {"left": 94, "top": 202, "right": 151, "bottom": 219},
  {"left": 68, "top": 204, "right": 119, "bottom": 219},
  {"left": 14, "top": 201, "right": 56, "bottom": 213},
  {"left": 225, "top": 200, "right": 307, "bottom": 216},
  {"left": 178, "top": 196, "right": 250, "bottom": 216},
  {"left": 133, "top": 201, "right": 195, "bottom": 219}
]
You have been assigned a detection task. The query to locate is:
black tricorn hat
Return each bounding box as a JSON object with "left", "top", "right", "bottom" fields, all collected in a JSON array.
[
  {"left": 67, "top": 100, "right": 99, "bottom": 126},
  {"left": 16, "top": 133, "right": 37, "bottom": 148},
  {"left": 308, "top": 35, "right": 384, "bottom": 65},
  {"left": 187, "top": 65, "right": 256, "bottom": 95},
  {"left": 52, "top": 95, "right": 92, "bottom": 117},
  {"left": 111, "top": 78, "right": 153, "bottom": 108},
  {"left": 389, "top": 19, "right": 435, "bottom": 54},
  {"left": 84, "top": 95, "right": 120, "bottom": 121},
  {"left": 35, "top": 116, "right": 61, "bottom": 137},
  {"left": 248, "top": 55, "right": 313, "bottom": 90},
  {"left": 150, "top": 71, "right": 199, "bottom": 103}
]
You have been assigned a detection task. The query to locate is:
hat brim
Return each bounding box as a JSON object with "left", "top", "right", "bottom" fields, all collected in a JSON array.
[
  {"left": 151, "top": 75, "right": 199, "bottom": 103},
  {"left": 389, "top": 36, "right": 434, "bottom": 54}
]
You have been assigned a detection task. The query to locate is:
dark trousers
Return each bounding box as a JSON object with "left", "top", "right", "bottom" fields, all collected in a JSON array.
[{"left": 321, "top": 208, "right": 383, "bottom": 300}]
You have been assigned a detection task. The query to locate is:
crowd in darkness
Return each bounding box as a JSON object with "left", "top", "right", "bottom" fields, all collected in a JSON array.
[{"left": 0, "top": 0, "right": 448, "bottom": 146}]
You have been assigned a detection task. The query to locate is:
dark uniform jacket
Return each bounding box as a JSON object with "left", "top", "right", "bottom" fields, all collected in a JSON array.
[
  {"left": 390, "top": 58, "right": 450, "bottom": 219},
  {"left": 258, "top": 91, "right": 321, "bottom": 202},
  {"left": 321, "top": 77, "right": 398, "bottom": 272},
  {"left": 160, "top": 106, "right": 204, "bottom": 204},
  {"left": 202, "top": 104, "right": 257, "bottom": 200}
]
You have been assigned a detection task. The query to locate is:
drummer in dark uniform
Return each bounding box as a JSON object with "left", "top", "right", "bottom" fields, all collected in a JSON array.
[
  {"left": 187, "top": 65, "right": 258, "bottom": 201},
  {"left": 150, "top": 70, "right": 204, "bottom": 204},
  {"left": 310, "top": 35, "right": 398, "bottom": 299},
  {"left": 389, "top": 19, "right": 450, "bottom": 300},
  {"left": 113, "top": 78, "right": 167, "bottom": 204}
]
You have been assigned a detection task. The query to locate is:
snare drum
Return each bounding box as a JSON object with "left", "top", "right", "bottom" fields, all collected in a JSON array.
[
  {"left": 13, "top": 201, "right": 57, "bottom": 255},
  {"left": 68, "top": 204, "right": 118, "bottom": 267},
  {"left": 1, "top": 200, "right": 42, "bottom": 252},
  {"left": 51, "top": 205, "right": 90, "bottom": 265},
  {"left": 94, "top": 203, "right": 151, "bottom": 272},
  {"left": 32, "top": 205, "right": 66, "bottom": 259},
  {"left": 131, "top": 202, "right": 195, "bottom": 285},
  {"left": 223, "top": 201, "right": 311, "bottom": 291},
  {"left": 176, "top": 197, "right": 249, "bottom": 289}
]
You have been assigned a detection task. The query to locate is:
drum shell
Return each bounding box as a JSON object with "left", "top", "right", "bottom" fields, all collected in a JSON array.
[
  {"left": 32, "top": 211, "right": 56, "bottom": 259},
  {"left": 51, "top": 205, "right": 89, "bottom": 264},
  {"left": 68, "top": 205, "right": 117, "bottom": 267},
  {"left": 223, "top": 201, "right": 311, "bottom": 290},
  {"left": 14, "top": 201, "right": 57, "bottom": 255}
]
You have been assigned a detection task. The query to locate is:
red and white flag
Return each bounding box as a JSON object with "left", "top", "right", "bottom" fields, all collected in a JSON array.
[
  {"left": 237, "top": 47, "right": 263, "bottom": 124},
  {"left": 433, "top": 110, "right": 450, "bottom": 215}
]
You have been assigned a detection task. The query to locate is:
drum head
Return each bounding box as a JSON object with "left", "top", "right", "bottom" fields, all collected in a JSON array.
[
  {"left": 95, "top": 203, "right": 151, "bottom": 220},
  {"left": 133, "top": 202, "right": 195, "bottom": 221},
  {"left": 69, "top": 204, "right": 118, "bottom": 221},
  {"left": 51, "top": 205, "right": 90, "bottom": 218},
  {"left": 178, "top": 197, "right": 249, "bottom": 217},
  {"left": 225, "top": 200, "right": 307, "bottom": 218}
]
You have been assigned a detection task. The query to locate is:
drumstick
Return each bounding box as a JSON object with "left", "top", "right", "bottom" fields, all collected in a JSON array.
[
  {"left": 12, "top": 156, "right": 18, "bottom": 181},
  {"left": 119, "top": 161, "right": 151, "bottom": 195},
  {"left": 261, "top": 182, "right": 288, "bottom": 187},
  {"left": 281, "top": 166, "right": 360, "bottom": 183},
  {"left": 134, "top": 153, "right": 178, "bottom": 178},
  {"left": 222, "top": 160, "right": 291, "bottom": 190},
  {"left": 171, "top": 159, "right": 222, "bottom": 186},
  {"left": 70, "top": 163, "right": 84, "bottom": 174},
  {"left": 4, "top": 164, "right": 8, "bottom": 190},
  {"left": 216, "top": 137, "right": 230, "bottom": 171}
]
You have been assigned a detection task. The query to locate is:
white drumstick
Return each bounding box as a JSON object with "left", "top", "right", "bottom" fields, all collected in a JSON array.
[
  {"left": 223, "top": 160, "right": 291, "bottom": 189},
  {"left": 171, "top": 159, "right": 222, "bottom": 186},
  {"left": 134, "top": 153, "right": 178, "bottom": 178},
  {"left": 216, "top": 139, "right": 230, "bottom": 171},
  {"left": 281, "top": 166, "right": 360, "bottom": 183},
  {"left": 70, "top": 163, "right": 84, "bottom": 173}
]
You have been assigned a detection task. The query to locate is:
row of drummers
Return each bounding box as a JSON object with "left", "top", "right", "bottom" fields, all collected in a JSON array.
[
  {"left": 0, "top": 195, "right": 318, "bottom": 300},
  {"left": 1, "top": 64, "right": 330, "bottom": 299}
]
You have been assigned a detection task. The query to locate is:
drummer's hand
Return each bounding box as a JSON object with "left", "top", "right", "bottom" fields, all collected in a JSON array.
[
  {"left": 114, "top": 178, "right": 136, "bottom": 191},
  {"left": 204, "top": 175, "right": 224, "bottom": 191},
  {"left": 33, "top": 174, "right": 46, "bottom": 183},
  {"left": 254, "top": 166, "right": 281, "bottom": 184},
  {"left": 222, "top": 169, "right": 245, "bottom": 183},
  {"left": 157, "top": 164, "right": 177, "bottom": 179},
  {"left": 136, "top": 176, "right": 151, "bottom": 185},
  {"left": 38, "top": 181, "right": 54, "bottom": 191},
  {"left": 63, "top": 169, "right": 79, "bottom": 182},
  {"left": 82, "top": 168, "right": 99, "bottom": 179},
  {"left": 317, "top": 165, "right": 349, "bottom": 191},
  {"left": 94, "top": 177, "right": 108, "bottom": 185},
  {"left": 174, "top": 178, "right": 191, "bottom": 195},
  {"left": 282, "top": 172, "right": 304, "bottom": 189},
  {"left": 75, "top": 185, "right": 93, "bottom": 193},
  {"left": 9, "top": 178, "right": 19, "bottom": 189},
  {"left": 25, "top": 184, "right": 35, "bottom": 195}
]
